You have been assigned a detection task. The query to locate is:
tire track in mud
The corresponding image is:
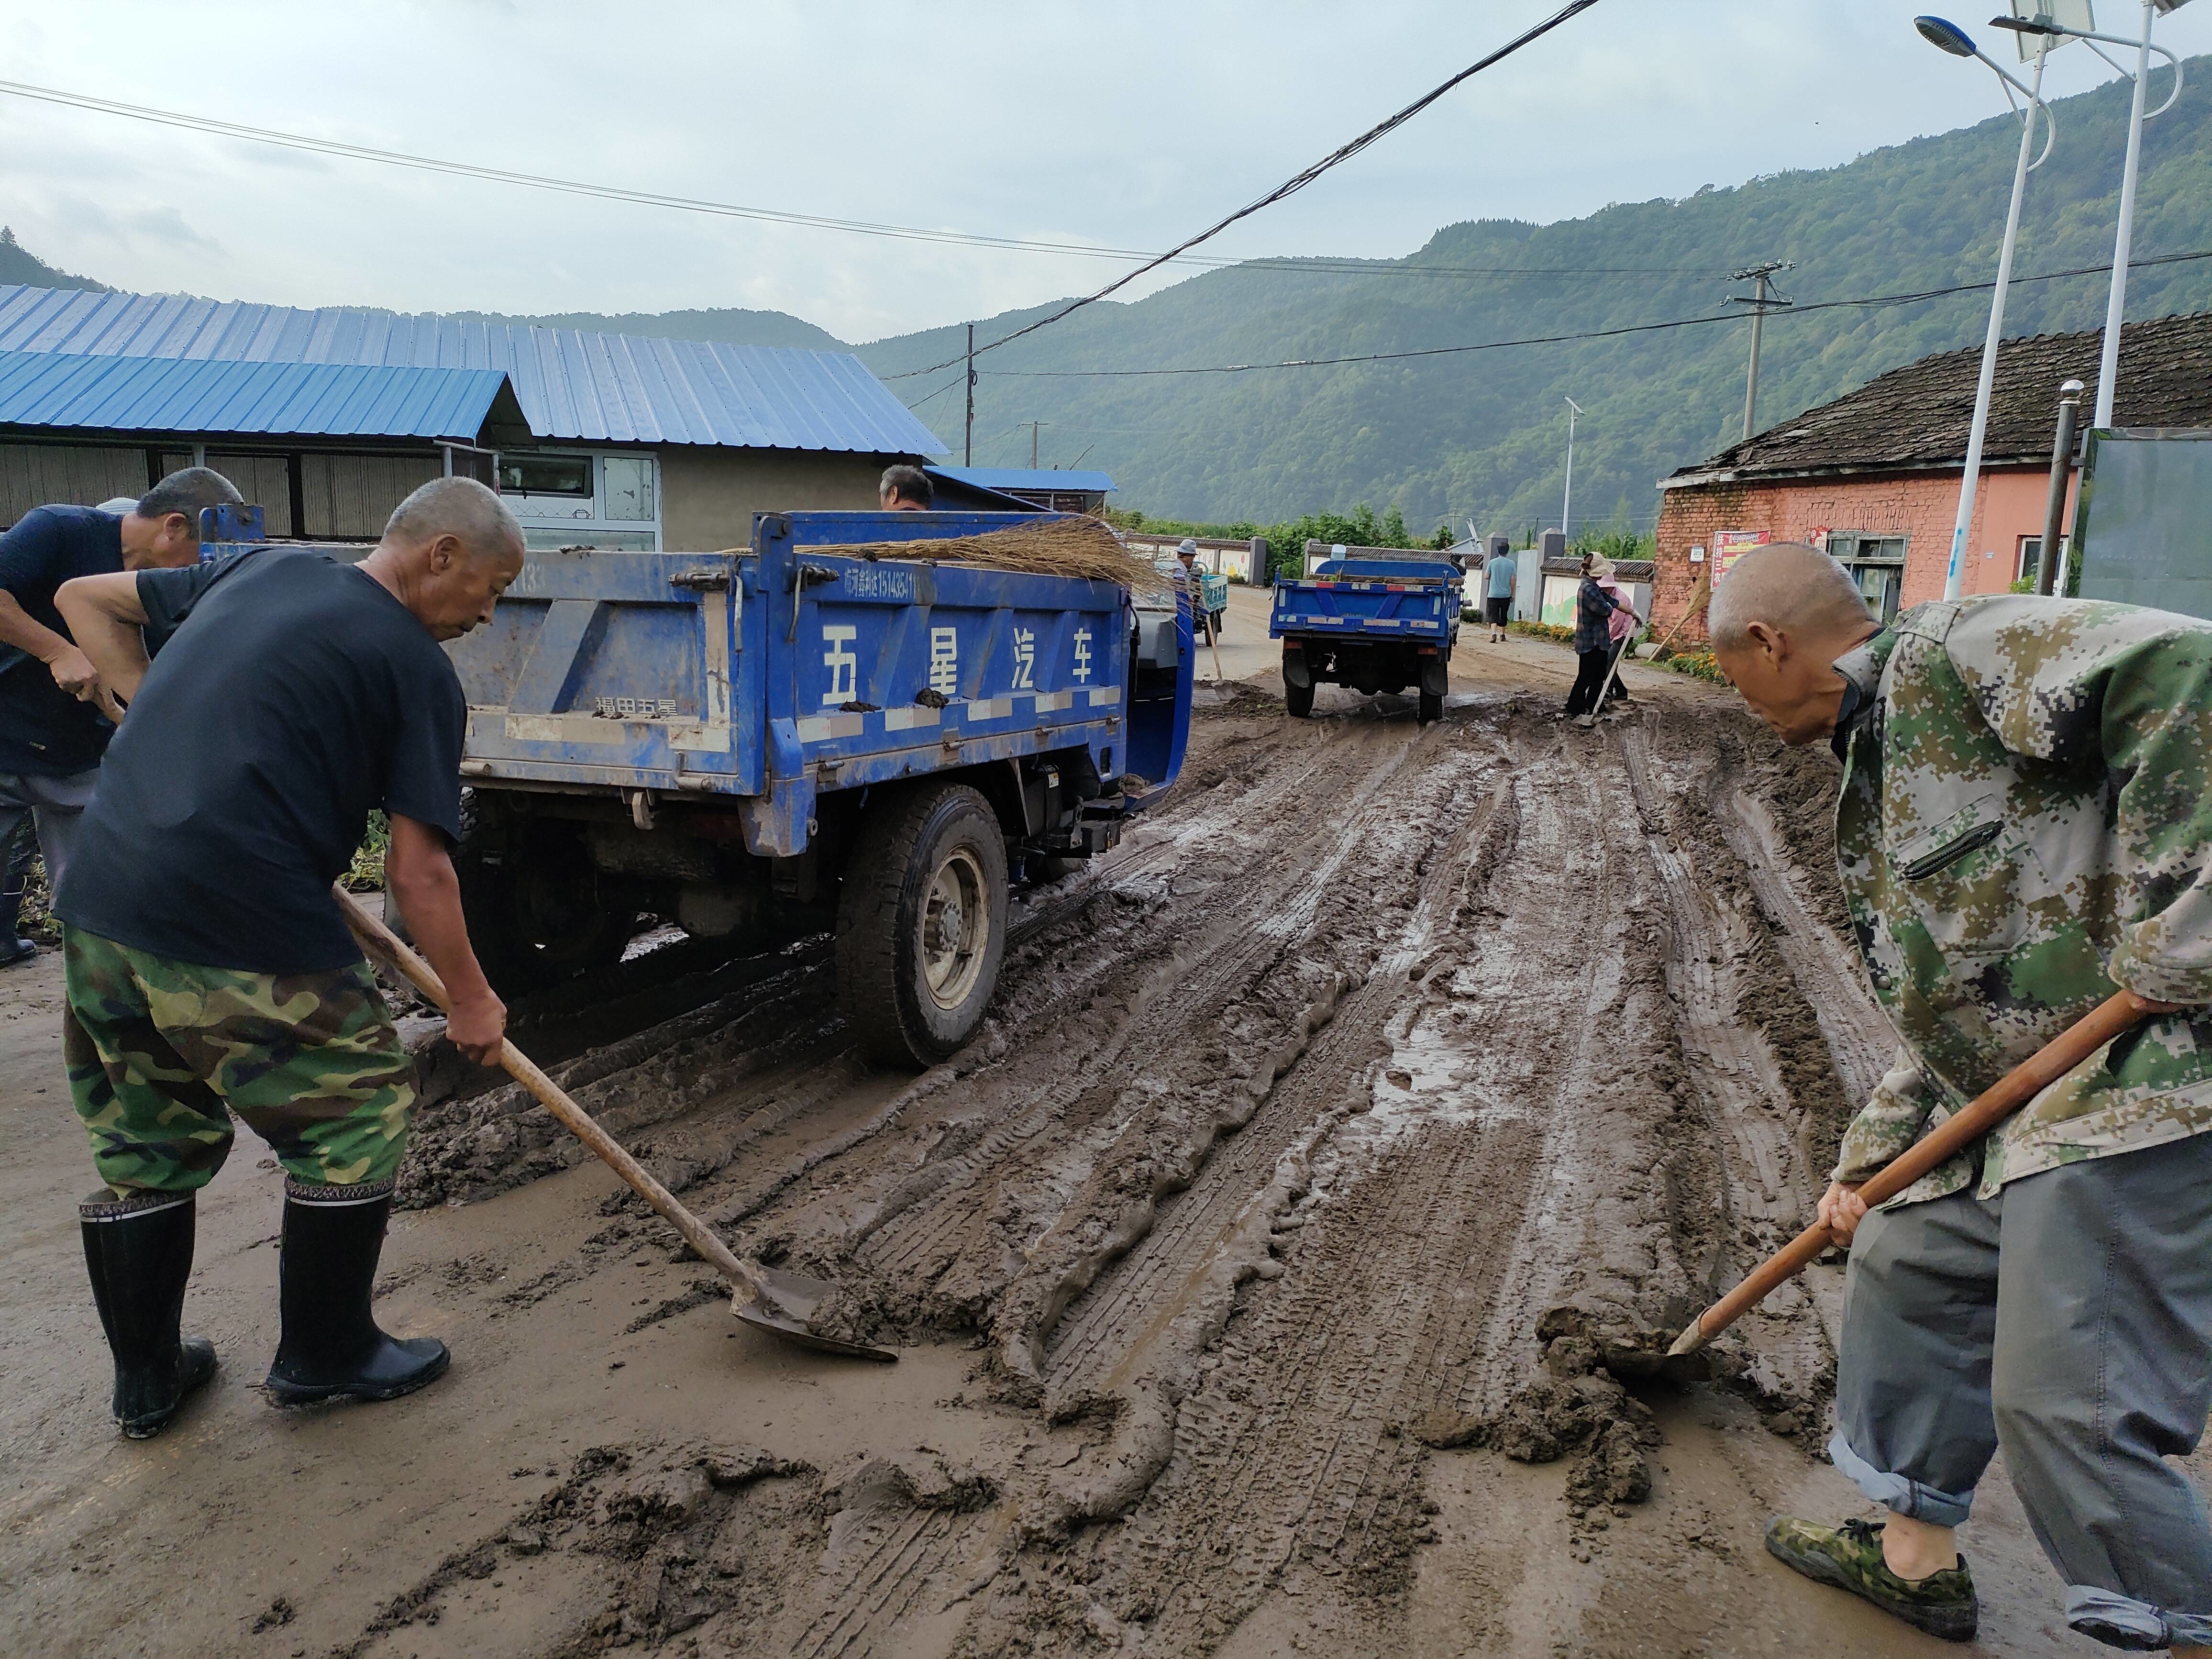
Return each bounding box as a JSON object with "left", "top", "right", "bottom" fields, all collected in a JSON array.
[
  {"left": 943, "top": 708, "right": 1876, "bottom": 1657},
  {"left": 334, "top": 694, "right": 1884, "bottom": 1659},
  {"left": 752, "top": 708, "right": 1510, "bottom": 1659}
]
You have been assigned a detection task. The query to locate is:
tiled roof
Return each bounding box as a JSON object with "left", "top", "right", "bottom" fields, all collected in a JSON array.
[
  {"left": 0, "top": 284, "right": 946, "bottom": 456},
  {"left": 1668, "top": 310, "right": 2212, "bottom": 485}
]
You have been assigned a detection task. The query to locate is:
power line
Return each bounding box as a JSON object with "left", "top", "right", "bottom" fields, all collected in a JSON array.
[
  {"left": 888, "top": 0, "right": 1610, "bottom": 379},
  {"left": 976, "top": 247, "right": 2212, "bottom": 378}
]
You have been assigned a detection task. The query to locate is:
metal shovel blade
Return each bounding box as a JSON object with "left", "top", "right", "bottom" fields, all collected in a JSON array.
[{"left": 730, "top": 1263, "right": 899, "bottom": 1363}]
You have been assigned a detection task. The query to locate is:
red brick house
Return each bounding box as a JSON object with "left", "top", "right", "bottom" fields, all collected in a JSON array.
[{"left": 1651, "top": 311, "right": 2212, "bottom": 641}]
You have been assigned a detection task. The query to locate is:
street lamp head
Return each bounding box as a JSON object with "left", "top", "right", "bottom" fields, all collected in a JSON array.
[
  {"left": 1915, "top": 14, "right": 1980, "bottom": 54},
  {"left": 2061, "top": 377, "right": 2086, "bottom": 396}
]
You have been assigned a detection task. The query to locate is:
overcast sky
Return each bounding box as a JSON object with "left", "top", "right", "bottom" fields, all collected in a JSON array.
[{"left": 1, "top": 0, "right": 2207, "bottom": 343}]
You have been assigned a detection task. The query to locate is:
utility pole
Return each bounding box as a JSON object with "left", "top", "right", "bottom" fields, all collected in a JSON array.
[
  {"left": 1027, "top": 420, "right": 1049, "bottom": 468},
  {"left": 963, "top": 324, "right": 977, "bottom": 466},
  {"left": 1561, "top": 396, "right": 1582, "bottom": 545},
  {"left": 1726, "top": 261, "right": 1795, "bottom": 441}
]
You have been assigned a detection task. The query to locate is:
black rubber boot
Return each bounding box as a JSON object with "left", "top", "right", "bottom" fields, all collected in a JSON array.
[
  {"left": 0, "top": 841, "right": 37, "bottom": 966},
  {"left": 264, "top": 1181, "right": 448, "bottom": 1405},
  {"left": 79, "top": 1190, "right": 218, "bottom": 1439}
]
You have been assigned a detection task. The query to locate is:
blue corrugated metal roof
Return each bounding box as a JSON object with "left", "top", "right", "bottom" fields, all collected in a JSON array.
[
  {"left": 931, "top": 465, "right": 1115, "bottom": 494},
  {"left": 0, "top": 349, "right": 516, "bottom": 440},
  {"left": 0, "top": 284, "right": 948, "bottom": 456}
]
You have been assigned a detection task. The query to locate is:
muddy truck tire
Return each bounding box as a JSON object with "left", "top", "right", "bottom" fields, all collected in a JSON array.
[{"left": 835, "top": 781, "right": 1009, "bottom": 1068}]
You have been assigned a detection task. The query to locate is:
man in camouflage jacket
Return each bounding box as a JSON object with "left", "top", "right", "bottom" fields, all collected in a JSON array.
[{"left": 1709, "top": 542, "right": 2212, "bottom": 1653}]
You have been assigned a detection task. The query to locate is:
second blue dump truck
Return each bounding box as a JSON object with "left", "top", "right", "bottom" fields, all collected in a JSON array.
[
  {"left": 1269, "top": 551, "right": 1463, "bottom": 724},
  {"left": 434, "top": 509, "right": 1194, "bottom": 1066}
]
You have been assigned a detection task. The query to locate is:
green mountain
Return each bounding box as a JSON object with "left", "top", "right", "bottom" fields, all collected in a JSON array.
[
  {"left": 14, "top": 59, "right": 2211, "bottom": 537},
  {"left": 0, "top": 226, "right": 106, "bottom": 294},
  {"left": 433, "top": 63, "right": 2212, "bottom": 538},
  {"left": 834, "top": 56, "right": 2212, "bottom": 536}
]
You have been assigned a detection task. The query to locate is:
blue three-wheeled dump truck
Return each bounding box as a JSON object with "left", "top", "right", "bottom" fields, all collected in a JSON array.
[
  {"left": 1268, "top": 549, "right": 1462, "bottom": 723},
  {"left": 436, "top": 509, "right": 1193, "bottom": 1066}
]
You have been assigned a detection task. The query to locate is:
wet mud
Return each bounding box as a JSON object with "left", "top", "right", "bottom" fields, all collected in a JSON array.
[{"left": 6, "top": 651, "right": 2129, "bottom": 1658}]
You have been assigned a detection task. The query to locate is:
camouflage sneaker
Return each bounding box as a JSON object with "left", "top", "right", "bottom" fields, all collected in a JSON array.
[{"left": 1764, "top": 1516, "right": 1979, "bottom": 1643}]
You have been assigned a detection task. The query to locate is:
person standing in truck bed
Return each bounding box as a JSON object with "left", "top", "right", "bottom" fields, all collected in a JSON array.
[{"left": 50, "top": 476, "right": 522, "bottom": 1440}]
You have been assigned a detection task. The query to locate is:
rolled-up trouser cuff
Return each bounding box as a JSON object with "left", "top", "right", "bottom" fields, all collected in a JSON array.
[
  {"left": 78, "top": 1187, "right": 194, "bottom": 1221},
  {"left": 1827, "top": 1431, "right": 1976, "bottom": 1527},
  {"left": 284, "top": 1176, "right": 396, "bottom": 1205},
  {"left": 2066, "top": 1585, "right": 2212, "bottom": 1651}
]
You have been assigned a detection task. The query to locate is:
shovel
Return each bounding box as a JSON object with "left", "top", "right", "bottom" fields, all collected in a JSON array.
[
  {"left": 332, "top": 883, "right": 897, "bottom": 1363},
  {"left": 1669, "top": 987, "right": 2158, "bottom": 1356}
]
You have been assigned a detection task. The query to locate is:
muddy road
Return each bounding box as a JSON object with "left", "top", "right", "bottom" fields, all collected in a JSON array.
[{"left": 0, "top": 634, "right": 2174, "bottom": 1657}]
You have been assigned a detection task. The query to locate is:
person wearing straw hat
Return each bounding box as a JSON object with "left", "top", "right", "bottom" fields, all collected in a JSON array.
[
  {"left": 1562, "top": 553, "right": 1626, "bottom": 721},
  {"left": 1708, "top": 540, "right": 2212, "bottom": 1652}
]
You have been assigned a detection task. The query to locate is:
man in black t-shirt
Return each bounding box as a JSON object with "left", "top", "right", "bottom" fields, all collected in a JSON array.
[
  {"left": 0, "top": 467, "right": 241, "bottom": 963},
  {"left": 51, "top": 476, "right": 522, "bottom": 1439}
]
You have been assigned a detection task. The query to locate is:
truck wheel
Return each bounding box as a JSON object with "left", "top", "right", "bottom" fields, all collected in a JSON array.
[
  {"left": 836, "top": 783, "right": 1009, "bottom": 1068},
  {"left": 1418, "top": 690, "right": 1444, "bottom": 726},
  {"left": 1285, "top": 680, "right": 1315, "bottom": 718}
]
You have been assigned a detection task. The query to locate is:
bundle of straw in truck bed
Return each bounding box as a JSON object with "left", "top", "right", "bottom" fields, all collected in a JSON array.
[{"left": 824, "top": 517, "right": 1174, "bottom": 599}]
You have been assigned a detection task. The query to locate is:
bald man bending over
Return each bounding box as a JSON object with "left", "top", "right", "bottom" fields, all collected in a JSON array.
[
  {"left": 1711, "top": 543, "right": 2212, "bottom": 1652},
  {"left": 49, "top": 477, "right": 522, "bottom": 1440}
]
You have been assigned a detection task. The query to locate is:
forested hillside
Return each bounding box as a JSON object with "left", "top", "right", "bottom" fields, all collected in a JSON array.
[
  {"left": 481, "top": 62, "right": 2212, "bottom": 537},
  {"left": 20, "top": 59, "right": 2210, "bottom": 535},
  {"left": 842, "top": 57, "right": 2212, "bottom": 534}
]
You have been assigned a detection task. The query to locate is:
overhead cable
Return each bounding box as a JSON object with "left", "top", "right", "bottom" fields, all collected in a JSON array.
[
  {"left": 976, "top": 248, "right": 2212, "bottom": 377},
  {"left": 887, "top": 0, "right": 1610, "bottom": 378}
]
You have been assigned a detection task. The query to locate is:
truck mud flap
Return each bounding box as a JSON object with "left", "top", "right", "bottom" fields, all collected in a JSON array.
[
  {"left": 1282, "top": 643, "right": 1313, "bottom": 690},
  {"left": 1420, "top": 655, "right": 1449, "bottom": 699}
]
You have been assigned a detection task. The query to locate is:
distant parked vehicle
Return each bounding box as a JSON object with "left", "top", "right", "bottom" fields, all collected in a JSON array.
[{"left": 1269, "top": 552, "right": 1463, "bottom": 724}]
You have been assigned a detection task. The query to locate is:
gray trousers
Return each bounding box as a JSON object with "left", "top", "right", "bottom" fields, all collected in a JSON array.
[
  {"left": 0, "top": 766, "right": 98, "bottom": 893},
  {"left": 1832, "top": 1135, "right": 2212, "bottom": 1650}
]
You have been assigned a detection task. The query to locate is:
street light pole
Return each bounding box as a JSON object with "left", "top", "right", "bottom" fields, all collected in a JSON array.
[
  {"left": 2097, "top": 2, "right": 2157, "bottom": 429},
  {"left": 1561, "top": 396, "right": 1582, "bottom": 546},
  {"left": 1915, "top": 17, "right": 2056, "bottom": 600},
  {"left": 1984, "top": 3, "right": 2187, "bottom": 430}
]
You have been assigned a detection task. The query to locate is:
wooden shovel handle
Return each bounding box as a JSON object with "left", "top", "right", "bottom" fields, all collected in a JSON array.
[
  {"left": 331, "top": 883, "right": 766, "bottom": 1304},
  {"left": 1671, "top": 987, "right": 2158, "bottom": 1354}
]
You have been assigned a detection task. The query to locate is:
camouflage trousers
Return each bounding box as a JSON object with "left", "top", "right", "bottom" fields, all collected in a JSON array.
[{"left": 63, "top": 926, "right": 416, "bottom": 1198}]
